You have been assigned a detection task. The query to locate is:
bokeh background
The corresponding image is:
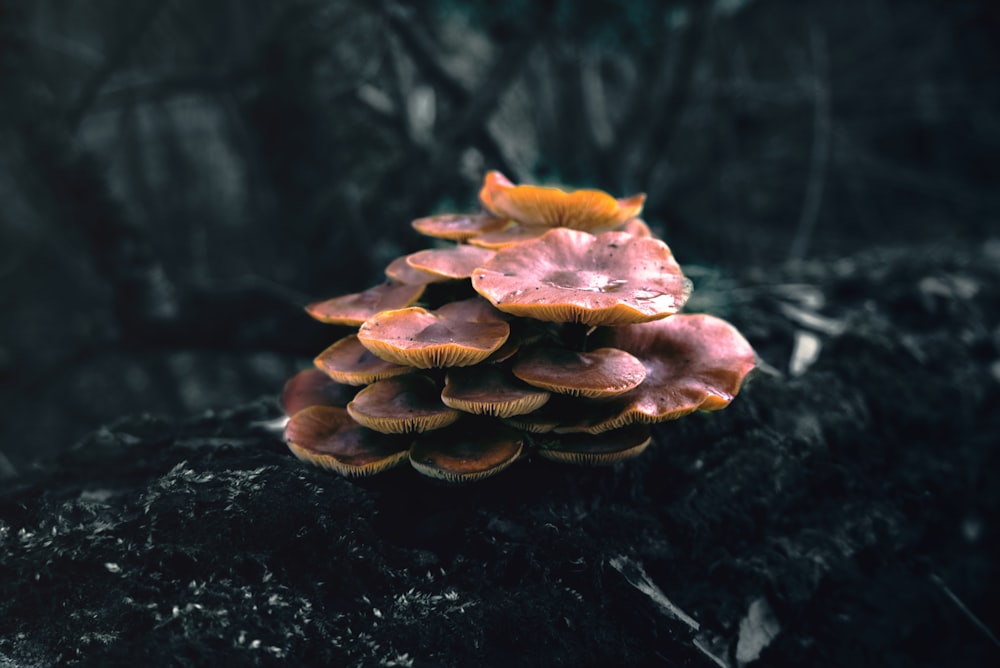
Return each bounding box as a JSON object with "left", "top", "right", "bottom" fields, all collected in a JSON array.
[{"left": 1, "top": 0, "right": 997, "bottom": 470}]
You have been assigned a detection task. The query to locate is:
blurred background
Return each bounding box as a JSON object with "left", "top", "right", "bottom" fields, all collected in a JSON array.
[{"left": 0, "top": 0, "right": 997, "bottom": 471}]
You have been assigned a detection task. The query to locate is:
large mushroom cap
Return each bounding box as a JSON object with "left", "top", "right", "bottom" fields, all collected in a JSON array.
[
  {"left": 347, "top": 375, "right": 460, "bottom": 434},
  {"left": 512, "top": 347, "right": 646, "bottom": 398},
  {"left": 314, "top": 334, "right": 413, "bottom": 386},
  {"left": 358, "top": 304, "right": 510, "bottom": 368},
  {"left": 442, "top": 366, "right": 550, "bottom": 417},
  {"left": 472, "top": 228, "right": 691, "bottom": 326},
  {"left": 479, "top": 171, "right": 645, "bottom": 232},
  {"left": 560, "top": 314, "right": 757, "bottom": 433},
  {"left": 412, "top": 213, "right": 510, "bottom": 241},
  {"left": 409, "top": 420, "right": 524, "bottom": 482},
  {"left": 280, "top": 368, "right": 356, "bottom": 416},
  {"left": 306, "top": 282, "right": 426, "bottom": 327},
  {"left": 284, "top": 405, "right": 410, "bottom": 476}
]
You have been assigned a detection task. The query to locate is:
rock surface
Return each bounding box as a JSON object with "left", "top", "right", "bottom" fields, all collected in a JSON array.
[{"left": 2, "top": 243, "right": 999, "bottom": 667}]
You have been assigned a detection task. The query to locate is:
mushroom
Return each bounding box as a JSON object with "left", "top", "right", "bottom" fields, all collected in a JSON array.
[
  {"left": 441, "top": 366, "right": 550, "bottom": 417},
  {"left": 385, "top": 255, "right": 447, "bottom": 286},
  {"left": 479, "top": 170, "right": 645, "bottom": 232},
  {"left": 558, "top": 314, "right": 757, "bottom": 433},
  {"left": 466, "top": 225, "right": 550, "bottom": 250},
  {"left": 284, "top": 406, "right": 410, "bottom": 477},
  {"left": 280, "top": 368, "right": 356, "bottom": 416},
  {"left": 306, "top": 282, "right": 426, "bottom": 326},
  {"left": 314, "top": 334, "right": 413, "bottom": 386},
  {"left": 347, "top": 375, "right": 460, "bottom": 434},
  {"left": 404, "top": 245, "right": 496, "bottom": 280},
  {"left": 472, "top": 227, "right": 691, "bottom": 326},
  {"left": 536, "top": 424, "right": 652, "bottom": 465},
  {"left": 412, "top": 213, "right": 510, "bottom": 241},
  {"left": 358, "top": 302, "right": 510, "bottom": 368},
  {"left": 512, "top": 347, "right": 646, "bottom": 398},
  {"left": 409, "top": 420, "right": 524, "bottom": 482}
]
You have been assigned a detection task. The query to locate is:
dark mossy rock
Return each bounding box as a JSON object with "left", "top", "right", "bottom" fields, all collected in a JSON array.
[{"left": 2, "top": 243, "right": 999, "bottom": 667}]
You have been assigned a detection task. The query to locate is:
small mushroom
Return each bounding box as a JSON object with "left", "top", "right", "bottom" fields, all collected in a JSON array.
[
  {"left": 536, "top": 424, "right": 652, "bottom": 465},
  {"left": 306, "top": 282, "right": 426, "bottom": 327},
  {"left": 314, "top": 334, "right": 414, "bottom": 386},
  {"left": 442, "top": 366, "right": 550, "bottom": 417},
  {"left": 472, "top": 228, "right": 690, "bottom": 326},
  {"left": 479, "top": 170, "right": 645, "bottom": 232},
  {"left": 409, "top": 420, "right": 524, "bottom": 482},
  {"left": 467, "top": 225, "right": 550, "bottom": 249},
  {"left": 559, "top": 314, "right": 757, "bottom": 433},
  {"left": 385, "top": 255, "right": 447, "bottom": 286},
  {"left": 412, "top": 213, "right": 510, "bottom": 241},
  {"left": 617, "top": 218, "right": 653, "bottom": 238},
  {"left": 347, "top": 375, "right": 460, "bottom": 434},
  {"left": 280, "top": 368, "right": 357, "bottom": 416},
  {"left": 284, "top": 405, "right": 411, "bottom": 477},
  {"left": 512, "top": 347, "right": 647, "bottom": 398},
  {"left": 358, "top": 303, "right": 510, "bottom": 368},
  {"left": 405, "top": 245, "right": 497, "bottom": 280}
]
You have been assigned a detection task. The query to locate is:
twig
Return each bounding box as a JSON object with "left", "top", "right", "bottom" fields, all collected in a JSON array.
[
  {"left": 788, "top": 23, "right": 831, "bottom": 262},
  {"left": 930, "top": 573, "right": 1000, "bottom": 649}
]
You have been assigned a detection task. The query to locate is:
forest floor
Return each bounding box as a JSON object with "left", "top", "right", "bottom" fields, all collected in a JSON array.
[{"left": 1, "top": 240, "right": 998, "bottom": 667}]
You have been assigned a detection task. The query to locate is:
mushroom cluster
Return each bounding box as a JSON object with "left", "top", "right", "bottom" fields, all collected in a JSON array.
[{"left": 281, "top": 171, "right": 756, "bottom": 482}]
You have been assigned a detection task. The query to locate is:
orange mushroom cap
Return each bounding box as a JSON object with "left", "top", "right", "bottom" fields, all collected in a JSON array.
[
  {"left": 479, "top": 171, "right": 645, "bottom": 232},
  {"left": 314, "top": 334, "right": 414, "bottom": 386},
  {"left": 537, "top": 424, "right": 653, "bottom": 465},
  {"left": 409, "top": 420, "right": 524, "bottom": 482},
  {"left": 347, "top": 374, "right": 460, "bottom": 434},
  {"left": 358, "top": 302, "right": 510, "bottom": 368},
  {"left": 280, "top": 368, "right": 357, "bottom": 416},
  {"left": 306, "top": 282, "right": 426, "bottom": 327},
  {"left": 405, "top": 245, "right": 496, "bottom": 280},
  {"left": 557, "top": 314, "right": 757, "bottom": 433},
  {"left": 412, "top": 213, "right": 510, "bottom": 241},
  {"left": 284, "top": 405, "right": 410, "bottom": 477},
  {"left": 442, "top": 366, "right": 550, "bottom": 417},
  {"left": 472, "top": 228, "right": 691, "bottom": 326},
  {"left": 512, "top": 346, "right": 646, "bottom": 398}
]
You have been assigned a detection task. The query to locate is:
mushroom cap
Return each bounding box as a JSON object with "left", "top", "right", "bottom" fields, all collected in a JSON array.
[
  {"left": 559, "top": 314, "right": 757, "bottom": 433},
  {"left": 479, "top": 170, "right": 645, "bottom": 232},
  {"left": 442, "top": 366, "right": 550, "bottom": 417},
  {"left": 412, "top": 213, "right": 510, "bottom": 241},
  {"left": 404, "top": 245, "right": 497, "bottom": 280},
  {"left": 347, "top": 375, "right": 460, "bottom": 434},
  {"left": 536, "top": 424, "right": 652, "bottom": 465},
  {"left": 512, "top": 346, "right": 647, "bottom": 398},
  {"left": 409, "top": 420, "right": 524, "bottom": 482},
  {"left": 284, "top": 405, "right": 410, "bottom": 476},
  {"left": 306, "top": 282, "right": 426, "bottom": 327},
  {"left": 617, "top": 218, "right": 653, "bottom": 238},
  {"left": 314, "top": 334, "right": 414, "bottom": 386},
  {"left": 280, "top": 368, "right": 356, "bottom": 416},
  {"left": 472, "top": 228, "right": 691, "bottom": 326},
  {"left": 466, "top": 225, "right": 549, "bottom": 249},
  {"left": 385, "top": 255, "right": 447, "bottom": 286},
  {"left": 358, "top": 304, "right": 510, "bottom": 368}
]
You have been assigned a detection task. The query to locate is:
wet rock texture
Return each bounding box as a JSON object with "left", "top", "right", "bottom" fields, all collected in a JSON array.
[{"left": 2, "top": 243, "right": 999, "bottom": 667}]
